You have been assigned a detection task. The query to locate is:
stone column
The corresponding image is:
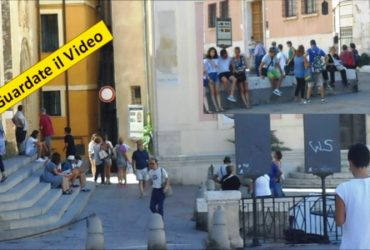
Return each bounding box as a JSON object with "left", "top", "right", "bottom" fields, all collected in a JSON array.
[{"left": 205, "top": 190, "right": 243, "bottom": 249}]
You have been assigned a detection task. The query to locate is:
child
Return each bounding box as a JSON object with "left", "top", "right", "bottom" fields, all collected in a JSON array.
[
  {"left": 336, "top": 143, "right": 370, "bottom": 249},
  {"left": 64, "top": 127, "right": 76, "bottom": 158}
]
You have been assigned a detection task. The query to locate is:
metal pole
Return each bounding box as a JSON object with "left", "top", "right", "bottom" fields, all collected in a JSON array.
[
  {"left": 320, "top": 174, "right": 330, "bottom": 244},
  {"left": 251, "top": 177, "right": 261, "bottom": 247}
]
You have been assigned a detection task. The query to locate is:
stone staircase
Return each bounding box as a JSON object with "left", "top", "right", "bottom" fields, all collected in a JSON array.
[
  {"left": 0, "top": 156, "right": 95, "bottom": 241},
  {"left": 283, "top": 156, "right": 367, "bottom": 188}
]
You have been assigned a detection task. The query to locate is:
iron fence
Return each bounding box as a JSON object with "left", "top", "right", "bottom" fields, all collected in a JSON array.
[{"left": 240, "top": 194, "right": 342, "bottom": 246}]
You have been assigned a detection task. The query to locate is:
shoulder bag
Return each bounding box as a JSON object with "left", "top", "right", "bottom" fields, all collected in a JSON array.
[{"left": 161, "top": 168, "right": 173, "bottom": 198}]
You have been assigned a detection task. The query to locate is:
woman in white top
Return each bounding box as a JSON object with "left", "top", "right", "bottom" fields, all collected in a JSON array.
[
  {"left": 25, "top": 130, "right": 47, "bottom": 162},
  {"left": 218, "top": 49, "right": 237, "bottom": 104},
  {"left": 336, "top": 144, "right": 370, "bottom": 249},
  {"left": 88, "top": 134, "right": 97, "bottom": 178},
  {"left": 204, "top": 47, "right": 223, "bottom": 112}
]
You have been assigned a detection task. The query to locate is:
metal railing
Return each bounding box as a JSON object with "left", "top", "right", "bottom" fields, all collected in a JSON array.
[{"left": 240, "top": 194, "right": 342, "bottom": 246}]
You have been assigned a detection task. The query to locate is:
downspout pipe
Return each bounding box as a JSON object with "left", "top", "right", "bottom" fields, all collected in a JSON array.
[
  {"left": 36, "top": 0, "right": 42, "bottom": 109},
  {"left": 62, "top": 0, "right": 70, "bottom": 127}
]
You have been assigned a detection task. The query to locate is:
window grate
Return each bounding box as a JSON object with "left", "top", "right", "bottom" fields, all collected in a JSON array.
[{"left": 41, "top": 14, "right": 59, "bottom": 52}]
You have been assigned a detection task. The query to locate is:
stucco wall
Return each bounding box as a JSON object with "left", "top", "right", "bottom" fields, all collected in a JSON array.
[{"left": 112, "top": 0, "right": 148, "bottom": 151}]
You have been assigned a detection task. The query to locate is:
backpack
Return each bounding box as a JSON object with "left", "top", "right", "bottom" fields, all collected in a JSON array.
[{"left": 309, "top": 48, "right": 324, "bottom": 73}]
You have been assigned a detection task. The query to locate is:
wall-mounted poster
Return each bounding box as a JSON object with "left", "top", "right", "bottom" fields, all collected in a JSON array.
[{"left": 128, "top": 105, "right": 144, "bottom": 139}]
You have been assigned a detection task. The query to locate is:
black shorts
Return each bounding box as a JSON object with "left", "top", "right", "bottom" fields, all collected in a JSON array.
[
  {"left": 218, "top": 72, "right": 232, "bottom": 81},
  {"left": 234, "top": 72, "right": 246, "bottom": 82}
]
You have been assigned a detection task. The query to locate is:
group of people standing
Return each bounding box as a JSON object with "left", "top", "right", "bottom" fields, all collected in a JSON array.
[
  {"left": 213, "top": 151, "right": 285, "bottom": 198},
  {"left": 203, "top": 38, "right": 361, "bottom": 111}
]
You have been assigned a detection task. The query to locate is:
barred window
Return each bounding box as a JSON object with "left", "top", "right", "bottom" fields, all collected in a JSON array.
[
  {"left": 208, "top": 3, "right": 217, "bottom": 28},
  {"left": 220, "top": 0, "right": 229, "bottom": 18},
  {"left": 340, "top": 26, "right": 353, "bottom": 47},
  {"left": 302, "top": 0, "right": 317, "bottom": 14},
  {"left": 282, "top": 0, "right": 297, "bottom": 17}
]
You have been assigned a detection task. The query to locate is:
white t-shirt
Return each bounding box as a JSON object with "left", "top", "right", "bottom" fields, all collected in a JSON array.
[
  {"left": 203, "top": 58, "right": 218, "bottom": 73},
  {"left": 336, "top": 178, "right": 370, "bottom": 250},
  {"left": 277, "top": 51, "right": 287, "bottom": 72},
  {"left": 255, "top": 174, "right": 271, "bottom": 197},
  {"left": 261, "top": 54, "right": 279, "bottom": 71},
  {"left": 25, "top": 137, "right": 37, "bottom": 156},
  {"left": 216, "top": 164, "right": 228, "bottom": 181},
  {"left": 88, "top": 141, "right": 95, "bottom": 155},
  {"left": 149, "top": 167, "right": 168, "bottom": 189},
  {"left": 218, "top": 57, "right": 231, "bottom": 73}
]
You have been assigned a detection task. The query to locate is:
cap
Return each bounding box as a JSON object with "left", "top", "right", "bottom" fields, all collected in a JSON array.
[
  {"left": 223, "top": 156, "right": 231, "bottom": 163},
  {"left": 67, "top": 155, "right": 75, "bottom": 161}
]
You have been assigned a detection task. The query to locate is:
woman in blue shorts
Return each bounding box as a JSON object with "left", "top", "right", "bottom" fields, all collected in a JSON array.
[{"left": 204, "top": 47, "right": 223, "bottom": 112}]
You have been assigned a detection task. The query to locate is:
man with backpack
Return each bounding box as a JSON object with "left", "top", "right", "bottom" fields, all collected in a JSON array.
[{"left": 305, "top": 40, "right": 326, "bottom": 104}]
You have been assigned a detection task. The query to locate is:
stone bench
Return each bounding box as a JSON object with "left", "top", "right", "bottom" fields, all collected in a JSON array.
[{"left": 205, "top": 69, "right": 358, "bottom": 111}]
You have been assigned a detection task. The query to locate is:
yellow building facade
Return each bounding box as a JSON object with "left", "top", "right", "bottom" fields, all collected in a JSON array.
[{"left": 39, "top": 0, "right": 100, "bottom": 156}]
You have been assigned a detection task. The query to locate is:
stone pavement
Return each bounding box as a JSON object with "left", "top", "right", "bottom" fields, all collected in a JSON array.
[
  {"left": 226, "top": 72, "right": 370, "bottom": 114},
  {"left": 0, "top": 178, "right": 341, "bottom": 250}
]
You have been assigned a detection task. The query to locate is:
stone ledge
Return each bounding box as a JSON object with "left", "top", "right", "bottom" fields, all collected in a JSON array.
[{"left": 205, "top": 190, "right": 242, "bottom": 201}]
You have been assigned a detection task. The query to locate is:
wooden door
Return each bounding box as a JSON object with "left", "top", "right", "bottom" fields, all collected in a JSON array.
[{"left": 251, "top": 0, "right": 263, "bottom": 42}]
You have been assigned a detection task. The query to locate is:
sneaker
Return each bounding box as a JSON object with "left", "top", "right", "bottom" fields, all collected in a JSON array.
[
  {"left": 81, "top": 188, "right": 91, "bottom": 192},
  {"left": 273, "top": 89, "right": 282, "bottom": 96},
  {"left": 36, "top": 158, "right": 46, "bottom": 162},
  {"left": 72, "top": 184, "right": 80, "bottom": 188},
  {"left": 227, "top": 96, "right": 237, "bottom": 103},
  {"left": 1, "top": 175, "right": 7, "bottom": 183},
  {"left": 321, "top": 98, "right": 326, "bottom": 103},
  {"left": 303, "top": 99, "right": 311, "bottom": 104}
]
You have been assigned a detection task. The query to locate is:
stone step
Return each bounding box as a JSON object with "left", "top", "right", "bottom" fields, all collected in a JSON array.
[
  {"left": 283, "top": 178, "right": 344, "bottom": 188},
  {"left": 3, "top": 156, "right": 36, "bottom": 177},
  {"left": 0, "top": 161, "right": 44, "bottom": 194},
  {"left": 0, "top": 188, "right": 61, "bottom": 221},
  {"left": 0, "top": 183, "right": 95, "bottom": 241},
  {"left": 288, "top": 172, "right": 353, "bottom": 180},
  {"left": 0, "top": 182, "right": 50, "bottom": 213},
  {"left": 1, "top": 186, "right": 80, "bottom": 230},
  {"left": 0, "top": 176, "right": 39, "bottom": 203}
]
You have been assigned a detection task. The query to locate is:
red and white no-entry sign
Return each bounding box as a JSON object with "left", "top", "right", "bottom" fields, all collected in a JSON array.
[{"left": 99, "top": 86, "right": 116, "bottom": 103}]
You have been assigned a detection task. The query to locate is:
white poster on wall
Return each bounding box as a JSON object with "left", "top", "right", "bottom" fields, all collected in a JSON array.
[
  {"left": 128, "top": 105, "right": 144, "bottom": 139},
  {"left": 154, "top": 5, "right": 178, "bottom": 85}
]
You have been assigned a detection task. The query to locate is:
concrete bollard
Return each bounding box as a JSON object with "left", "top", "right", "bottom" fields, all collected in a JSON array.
[
  {"left": 148, "top": 213, "right": 167, "bottom": 250},
  {"left": 86, "top": 214, "right": 105, "bottom": 250},
  {"left": 208, "top": 206, "right": 231, "bottom": 250},
  {"left": 206, "top": 179, "right": 215, "bottom": 191}
]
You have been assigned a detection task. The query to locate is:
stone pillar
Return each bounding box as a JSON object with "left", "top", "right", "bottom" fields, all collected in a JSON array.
[
  {"left": 86, "top": 215, "right": 105, "bottom": 250},
  {"left": 205, "top": 191, "right": 243, "bottom": 249},
  {"left": 148, "top": 213, "right": 167, "bottom": 250},
  {"left": 208, "top": 206, "right": 231, "bottom": 250}
]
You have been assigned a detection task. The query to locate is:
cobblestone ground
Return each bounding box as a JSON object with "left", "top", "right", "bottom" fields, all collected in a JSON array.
[{"left": 0, "top": 176, "right": 340, "bottom": 250}]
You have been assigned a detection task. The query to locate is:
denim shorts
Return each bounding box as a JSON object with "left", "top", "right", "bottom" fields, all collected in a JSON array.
[{"left": 208, "top": 72, "right": 218, "bottom": 83}]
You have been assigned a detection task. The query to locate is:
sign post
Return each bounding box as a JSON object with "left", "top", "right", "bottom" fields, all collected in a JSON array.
[
  {"left": 304, "top": 114, "right": 341, "bottom": 244},
  {"left": 216, "top": 18, "right": 232, "bottom": 49},
  {"left": 235, "top": 114, "right": 271, "bottom": 247}
]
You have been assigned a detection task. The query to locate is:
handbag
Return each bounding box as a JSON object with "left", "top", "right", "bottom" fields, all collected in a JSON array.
[
  {"left": 98, "top": 150, "right": 109, "bottom": 160},
  {"left": 161, "top": 168, "right": 172, "bottom": 197},
  {"left": 261, "top": 59, "right": 274, "bottom": 77},
  {"left": 330, "top": 54, "right": 346, "bottom": 71}
]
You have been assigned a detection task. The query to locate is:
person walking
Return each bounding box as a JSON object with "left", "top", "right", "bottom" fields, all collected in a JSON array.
[
  {"left": 218, "top": 49, "right": 237, "bottom": 103},
  {"left": 64, "top": 127, "right": 76, "bottom": 158},
  {"left": 148, "top": 157, "right": 169, "bottom": 217},
  {"left": 39, "top": 108, "right": 54, "bottom": 153},
  {"left": 254, "top": 41, "right": 266, "bottom": 77},
  {"left": 0, "top": 123, "right": 7, "bottom": 183},
  {"left": 293, "top": 45, "right": 309, "bottom": 103},
  {"left": 115, "top": 137, "right": 130, "bottom": 186},
  {"left": 305, "top": 39, "right": 326, "bottom": 104},
  {"left": 12, "top": 105, "right": 28, "bottom": 155},
  {"left": 231, "top": 47, "right": 251, "bottom": 109},
  {"left": 269, "top": 151, "right": 285, "bottom": 197},
  {"left": 204, "top": 47, "right": 223, "bottom": 112},
  {"left": 325, "top": 46, "right": 348, "bottom": 88},
  {"left": 101, "top": 135, "right": 114, "bottom": 185},
  {"left": 259, "top": 47, "right": 284, "bottom": 96},
  {"left": 336, "top": 143, "right": 370, "bottom": 249},
  {"left": 132, "top": 140, "right": 149, "bottom": 197},
  {"left": 93, "top": 136, "right": 105, "bottom": 184}
]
